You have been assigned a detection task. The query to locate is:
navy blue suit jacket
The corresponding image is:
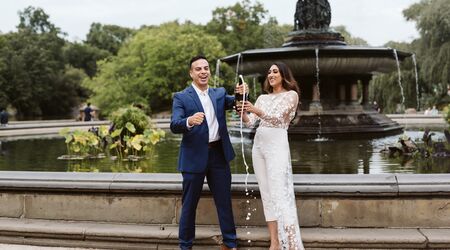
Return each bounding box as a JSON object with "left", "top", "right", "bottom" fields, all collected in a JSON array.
[{"left": 170, "top": 86, "right": 236, "bottom": 173}]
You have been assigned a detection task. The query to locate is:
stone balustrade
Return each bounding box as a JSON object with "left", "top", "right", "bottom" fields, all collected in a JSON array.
[{"left": 0, "top": 171, "right": 449, "bottom": 249}]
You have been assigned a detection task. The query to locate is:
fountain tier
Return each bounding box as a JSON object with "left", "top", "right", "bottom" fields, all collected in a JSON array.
[{"left": 222, "top": 46, "right": 411, "bottom": 138}]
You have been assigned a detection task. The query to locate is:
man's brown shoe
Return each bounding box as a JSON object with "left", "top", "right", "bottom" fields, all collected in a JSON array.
[{"left": 220, "top": 245, "right": 237, "bottom": 250}]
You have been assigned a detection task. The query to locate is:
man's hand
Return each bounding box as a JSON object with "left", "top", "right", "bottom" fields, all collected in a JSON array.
[
  {"left": 187, "top": 112, "right": 205, "bottom": 126},
  {"left": 235, "top": 82, "right": 249, "bottom": 95}
]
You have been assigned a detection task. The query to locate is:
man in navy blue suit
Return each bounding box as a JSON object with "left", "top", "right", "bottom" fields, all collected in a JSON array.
[{"left": 171, "top": 55, "right": 246, "bottom": 250}]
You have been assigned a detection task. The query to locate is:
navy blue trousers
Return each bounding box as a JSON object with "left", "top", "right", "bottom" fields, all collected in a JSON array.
[{"left": 179, "top": 145, "right": 237, "bottom": 249}]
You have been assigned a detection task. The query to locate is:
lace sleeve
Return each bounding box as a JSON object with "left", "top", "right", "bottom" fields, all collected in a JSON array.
[
  {"left": 260, "top": 91, "right": 299, "bottom": 127},
  {"left": 244, "top": 96, "right": 262, "bottom": 128}
]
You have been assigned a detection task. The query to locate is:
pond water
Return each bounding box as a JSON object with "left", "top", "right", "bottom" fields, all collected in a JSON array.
[{"left": 0, "top": 130, "right": 448, "bottom": 174}]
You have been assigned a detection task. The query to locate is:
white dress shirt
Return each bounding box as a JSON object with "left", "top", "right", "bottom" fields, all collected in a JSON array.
[{"left": 187, "top": 84, "right": 220, "bottom": 142}]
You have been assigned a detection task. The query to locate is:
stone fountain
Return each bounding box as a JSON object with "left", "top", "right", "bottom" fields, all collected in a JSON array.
[{"left": 222, "top": 0, "right": 411, "bottom": 138}]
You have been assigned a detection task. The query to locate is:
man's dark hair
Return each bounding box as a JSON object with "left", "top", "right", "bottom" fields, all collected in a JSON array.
[
  {"left": 189, "top": 55, "right": 208, "bottom": 69},
  {"left": 87, "top": 102, "right": 91, "bottom": 106}
]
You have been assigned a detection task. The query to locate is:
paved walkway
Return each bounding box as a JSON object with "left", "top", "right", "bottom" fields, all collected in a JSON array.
[
  {"left": 0, "top": 244, "right": 91, "bottom": 250},
  {"left": 386, "top": 113, "right": 446, "bottom": 129},
  {"left": 0, "top": 114, "right": 446, "bottom": 138},
  {"left": 0, "top": 119, "right": 170, "bottom": 138}
]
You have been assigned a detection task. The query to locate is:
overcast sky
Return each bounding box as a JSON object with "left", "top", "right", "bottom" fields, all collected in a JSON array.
[{"left": 0, "top": 0, "right": 421, "bottom": 46}]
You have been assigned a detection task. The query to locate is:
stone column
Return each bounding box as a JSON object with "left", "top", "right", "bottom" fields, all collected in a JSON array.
[
  {"left": 338, "top": 83, "right": 346, "bottom": 109},
  {"left": 349, "top": 77, "right": 363, "bottom": 111},
  {"left": 350, "top": 82, "right": 359, "bottom": 105},
  {"left": 361, "top": 75, "right": 372, "bottom": 109}
]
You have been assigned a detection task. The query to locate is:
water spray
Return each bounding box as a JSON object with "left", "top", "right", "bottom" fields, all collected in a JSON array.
[{"left": 237, "top": 73, "right": 254, "bottom": 247}]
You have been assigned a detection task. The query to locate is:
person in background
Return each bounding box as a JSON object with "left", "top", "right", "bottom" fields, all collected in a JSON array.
[
  {"left": 373, "top": 101, "right": 381, "bottom": 113},
  {"left": 0, "top": 107, "right": 8, "bottom": 127},
  {"left": 430, "top": 105, "right": 439, "bottom": 116},
  {"left": 84, "top": 103, "right": 93, "bottom": 121}
]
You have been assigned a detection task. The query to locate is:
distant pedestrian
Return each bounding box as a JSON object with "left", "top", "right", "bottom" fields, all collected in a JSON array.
[
  {"left": 430, "top": 105, "right": 438, "bottom": 116},
  {"left": 373, "top": 101, "right": 381, "bottom": 113},
  {"left": 84, "top": 103, "right": 93, "bottom": 121},
  {"left": 0, "top": 108, "right": 8, "bottom": 127}
]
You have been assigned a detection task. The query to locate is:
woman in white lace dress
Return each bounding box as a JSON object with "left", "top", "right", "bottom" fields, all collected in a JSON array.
[{"left": 238, "top": 62, "right": 304, "bottom": 250}]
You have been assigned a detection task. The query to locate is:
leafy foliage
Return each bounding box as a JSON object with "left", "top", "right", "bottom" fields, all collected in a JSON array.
[
  {"left": 370, "top": 42, "right": 420, "bottom": 113},
  {"left": 403, "top": 0, "right": 450, "bottom": 108},
  {"left": 444, "top": 104, "right": 450, "bottom": 127},
  {"left": 0, "top": 6, "right": 86, "bottom": 117},
  {"left": 59, "top": 107, "right": 165, "bottom": 161},
  {"left": 84, "top": 22, "right": 226, "bottom": 115},
  {"left": 86, "top": 23, "right": 135, "bottom": 55},
  {"left": 206, "top": 0, "right": 269, "bottom": 53},
  {"left": 333, "top": 25, "right": 368, "bottom": 45},
  {"left": 110, "top": 106, "right": 152, "bottom": 134},
  {"left": 370, "top": 0, "right": 450, "bottom": 113},
  {"left": 63, "top": 42, "right": 111, "bottom": 77},
  {"left": 2, "top": 1, "right": 449, "bottom": 119}
]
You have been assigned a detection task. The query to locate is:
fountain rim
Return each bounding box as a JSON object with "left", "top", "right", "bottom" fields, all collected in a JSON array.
[{"left": 221, "top": 45, "right": 412, "bottom": 64}]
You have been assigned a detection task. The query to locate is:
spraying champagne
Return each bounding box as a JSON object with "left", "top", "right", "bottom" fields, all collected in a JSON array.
[{"left": 235, "top": 75, "right": 249, "bottom": 111}]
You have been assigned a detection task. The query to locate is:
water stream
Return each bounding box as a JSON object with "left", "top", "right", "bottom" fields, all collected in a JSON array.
[
  {"left": 412, "top": 54, "right": 420, "bottom": 111},
  {"left": 313, "top": 48, "right": 326, "bottom": 142},
  {"left": 392, "top": 49, "right": 409, "bottom": 133},
  {"left": 393, "top": 49, "right": 406, "bottom": 110},
  {"left": 214, "top": 59, "right": 221, "bottom": 88}
]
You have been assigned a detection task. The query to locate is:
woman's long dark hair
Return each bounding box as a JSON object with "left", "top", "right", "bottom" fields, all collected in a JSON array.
[{"left": 263, "top": 62, "right": 300, "bottom": 95}]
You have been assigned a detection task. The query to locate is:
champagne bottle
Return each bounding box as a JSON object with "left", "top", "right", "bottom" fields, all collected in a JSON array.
[{"left": 235, "top": 75, "right": 249, "bottom": 111}]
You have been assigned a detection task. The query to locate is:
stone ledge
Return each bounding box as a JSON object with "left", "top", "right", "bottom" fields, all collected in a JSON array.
[
  {"left": 0, "top": 218, "right": 448, "bottom": 249},
  {"left": 1, "top": 172, "right": 450, "bottom": 196}
]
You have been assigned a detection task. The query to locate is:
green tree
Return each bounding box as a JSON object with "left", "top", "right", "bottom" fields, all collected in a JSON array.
[
  {"left": 0, "top": 35, "right": 9, "bottom": 109},
  {"left": 333, "top": 25, "right": 368, "bottom": 45},
  {"left": 262, "top": 18, "right": 293, "bottom": 48},
  {"left": 86, "top": 23, "right": 135, "bottom": 55},
  {"left": 40, "top": 66, "right": 89, "bottom": 116},
  {"left": 17, "top": 6, "right": 61, "bottom": 34},
  {"left": 403, "top": 0, "right": 450, "bottom": 108},
  {"left": 0, "top": 6, "right": 86, "bottom": 117},
  {"left": 63, "top": 42, "right": 111, "bottom": 77},
  {"left": 84, "top": 22, "right": 226, "bottom": 116},
  {"left": 370, "top": 42, "right": 418, "bottom": 113},
  {"left": 206, "top": 0, "right": 270, "bottom": 54}
]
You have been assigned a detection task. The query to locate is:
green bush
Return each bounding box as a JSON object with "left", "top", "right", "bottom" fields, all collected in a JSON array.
[
  {"left": 59, "top": 106, "right": 165, "bottom": 162},
  {"left": 110, "top": 106, "right": 152, "bottom": 134},
  {"left": 443, "top": 104, "right": 450, "bottom": 127}
]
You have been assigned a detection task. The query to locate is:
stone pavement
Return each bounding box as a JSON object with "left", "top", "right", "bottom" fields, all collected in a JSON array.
[
  {"left": 0, "top": 244, "right": 91, "bottom": 249},
  {"left": 0, "top": 119, "right": 170, "bottom": 138},
  {"left": 386, "top": 114, "right": 447, "bottom": 129},
  {"left": 0, "top": 217, "right": 449, "bottom": 249},
  {"left": 0, "top": 115, "right": 445, "bottom": 138}
]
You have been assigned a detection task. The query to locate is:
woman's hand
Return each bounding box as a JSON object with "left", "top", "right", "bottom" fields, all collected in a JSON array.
[
  {"left": 237, "top": 101, "right": 264, "bottom": 118},
  {"left": 239, "top": 101, "right": 256, "bottom": 113},
  {"left": 235, "top": 101, "right": 250, "bottom": 123}
]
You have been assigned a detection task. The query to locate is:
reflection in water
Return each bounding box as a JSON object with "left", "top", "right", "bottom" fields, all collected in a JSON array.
[{"left": 0, "top": 131, "right": 448, "bottom": 174}]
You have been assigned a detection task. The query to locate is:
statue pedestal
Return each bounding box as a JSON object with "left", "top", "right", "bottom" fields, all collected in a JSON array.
[{"left": 283, "top": 30, "right": 346, "bottom": 47}]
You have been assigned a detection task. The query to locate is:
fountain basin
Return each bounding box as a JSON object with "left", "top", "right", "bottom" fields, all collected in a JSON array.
[
  {"left": 221, "top": 45, "right": 411, "bottom": 76},
  {"left": 222, "top": 45, "right": 411, "bottom": 137},
  {"left": 0, "top": 171, "right": 449, "bottom": 248}
]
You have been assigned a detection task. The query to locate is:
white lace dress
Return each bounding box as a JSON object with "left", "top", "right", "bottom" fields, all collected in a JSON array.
[{"left": 245, "top": 90, "right": 304, "bottom": 250}]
